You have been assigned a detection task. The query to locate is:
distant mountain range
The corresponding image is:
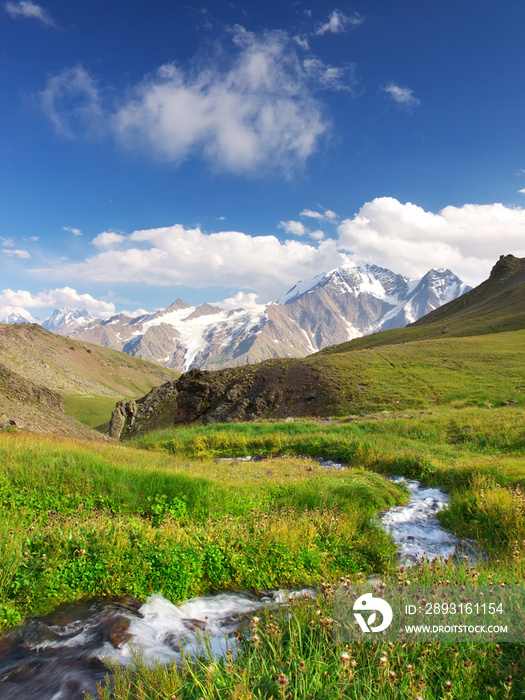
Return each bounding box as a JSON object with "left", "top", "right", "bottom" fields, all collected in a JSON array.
[{"left": 1, "top": 261, "right": 470, "bottom": 372}]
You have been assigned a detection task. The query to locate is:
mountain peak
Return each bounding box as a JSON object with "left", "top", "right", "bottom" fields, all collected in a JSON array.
[
  {"left": 0, "top": 307, "right": 40, "bottom": 325},
  {"left": 54, "top": 260, "right": 469, "bottom": 372},
  {"left": 42, "top": 308, "right": 92, "bottom": 331},
  {"left": 164, "top": 299, "right": 192, "bottom": 313},
  {"left": 183, "top": 303, "right": 222, "bottom": 321}
]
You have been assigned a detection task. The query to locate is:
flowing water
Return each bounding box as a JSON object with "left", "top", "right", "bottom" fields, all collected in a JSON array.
[
  {"left": 0, "top": 473, "right": 482, "bottom": 699},
  {"left": 380, "top": 475, "right": 483, "bottom": 566}
]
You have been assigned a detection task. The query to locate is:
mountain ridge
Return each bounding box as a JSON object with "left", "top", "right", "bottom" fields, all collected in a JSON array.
[{"left": 34, "top": 261, "right": 470, "bottom": 372}]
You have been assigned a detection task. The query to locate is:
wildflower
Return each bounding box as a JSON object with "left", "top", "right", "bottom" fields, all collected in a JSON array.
[
  {"left": 379, "top": 656, "right": 388, "bottom": 666},
  {"left": 444, "top": 681, "right": 452, "bottom": 690},
  {"left": 277, "top": 673, "right": 289, "bottom": 685},
  {"left": 389, "top": 670, "right": 396, "bottom": 681},
  {"left": 340, "top": 652, "right": 350, "bottom": 664}
]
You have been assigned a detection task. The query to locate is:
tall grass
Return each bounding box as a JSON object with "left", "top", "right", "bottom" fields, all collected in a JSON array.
[
  {"left": 90, "top": 564, "right": 525, "bottom": 700},
  {"left": 0, "top": 432, "right": 405, "bottom": 628}
]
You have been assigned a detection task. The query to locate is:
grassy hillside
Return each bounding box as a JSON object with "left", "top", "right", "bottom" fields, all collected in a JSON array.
[
  {"left": 0, "top": 323, "right": 178, "bottom": 430},
  {"left": 313, "top": 329, "right": 525, "bottom": 414}
]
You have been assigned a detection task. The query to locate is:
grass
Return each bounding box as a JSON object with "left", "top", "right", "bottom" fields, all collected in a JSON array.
[
  {"left": 0, "top": 431, "right": 407, "bottom": 629},
  {"left": 315, "top": 330, "right": 525, "bottom": 415},
  {"left": 61, "top": 393, "right": 125, "bottom": 428},
  {"left": 90, "top": 574, "right": 525, "bottom": 699},
  {"left": 2, "top": 403, "right": 525, "bottom": 698}
]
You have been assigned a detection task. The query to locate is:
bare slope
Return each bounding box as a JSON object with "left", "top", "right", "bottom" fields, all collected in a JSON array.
[
  {"left": 0, "top": 323, "right": 178, "bottom": 435},
  {"left": 0, "top": 361, "right": 107, "bottom": 439}
]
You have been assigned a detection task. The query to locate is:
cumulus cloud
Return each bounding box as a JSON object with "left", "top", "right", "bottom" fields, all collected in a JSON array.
[
  {"left": 279, "top": 220, "right": 307, "bottom": 236},
  {"left": 315, "top": 10, "right": 364, "bottom": 36},
  {"left": 112, "top": 26, "right": 329, "bottom": 175},
  {"left": 3, "top": 249, "right": 30, "bottom": 258},
  {"left": 337, "top": 197, "right": 525, "bottom": 284},
  {"left": 519, "top": 188, "right": 525, "bottom": 194},
  {"left": 39, "top": 24, "right": 358, "bottom": 175},
  {"left": 0, "top": 287, "right": 115, "bottom": 317},
  {"left": 33, "top": 224, "right": 345, "bottom": 302},
  {"left": 5, "top": 0, "right": 56, "bottom": 27},
  {"left": 217, "top": 291, "right": 267, "bottom": 313},
  {"left": 300, "top": 208, "right": 338, "bottom": 221},
  {"left": 383, "top": 83, "right": 420, "bottom": 108},
  {"left": 92, "top": 231, "right": 126, "bottom": 247}
]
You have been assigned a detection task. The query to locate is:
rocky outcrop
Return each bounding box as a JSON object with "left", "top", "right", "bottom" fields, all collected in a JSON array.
[
  {"left": 0, "top": 361, "right": 63, "bottom": 412},
  {"left": 112, "top": 357, "right": 337, "bottom": 437},
  {"left": 109, "top": 399, "right": 137, "bottom": 439},
  {"left": 111, "top": 381, "right": 179, "bottom": 439},
  {"left": 172, "top": 360, "right": 331, "bottom": 425}
]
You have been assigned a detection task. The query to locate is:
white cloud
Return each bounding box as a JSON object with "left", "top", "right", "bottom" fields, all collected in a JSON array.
[
  {"left": 337, "top": 197, "right": 525, "bottom": 285},
  {"left": 3, "top": 249, "right": 30, "bottom": 258},
  {"left": 92, "top": 231, "right": 126, "bottom": 247},
  {"left": 0, "top": 287, "right": 115, "bottom": 317},
  {"left": 279, "top": 220, "right": 307, "bottom": 236},
  {"left": 294, "top": 35, "right": 310, "bottom": 50},
  {"left": 33, "top": 224, "right": 345, "bottom": 302},
  {"left": 383, "top": 83, "right": 420, "bottom": 108},
  {"left": 112, "top": 26, "right": 328, "bottom": 175},
  {"left": 315, "top": 10, "right": 364, "bottom": 36},
  {"left": 217, "top": 291, "right": 266, "bottom": 313},
  {"left": 519, "top": 188, "right": 525, "bottom": 194},
  {"left": 300, "top": 208, "right": 338, "bottom": 221},
  {"left": 40, "top": 66, "right": 104, "bottom": 139},
  {"left": 63, "top": 226, "right": 83, "bottom": 237},
  {"left": 40, "top": 25, "right": 348, "bottom": 176},
  {"left": 300, "top": 209, "right": 324, "bottom": 219},
  {"left": 5, "top": 1, "right": 56, "bottom": 27},
  {"left": 1, "top": 237, "right": 14, "bottom": 247}
]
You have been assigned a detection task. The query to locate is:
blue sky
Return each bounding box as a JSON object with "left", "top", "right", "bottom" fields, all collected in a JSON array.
[{"left": 2, "top": 0, "right": 525, "bottom": 319}]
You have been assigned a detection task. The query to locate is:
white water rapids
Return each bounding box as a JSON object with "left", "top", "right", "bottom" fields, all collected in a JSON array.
[
  {"left": 0, "top": 474, "right": 482, "bottom": 699},
  {"left": 380, "top": 476, "right": 482, "bottom": 566}
]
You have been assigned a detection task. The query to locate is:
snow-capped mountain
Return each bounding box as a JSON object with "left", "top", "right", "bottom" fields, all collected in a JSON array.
[
  {"left": 41, "top": 308, "right": 94, "bottom": 333},
  {"left": 50, "top": 261, "right": 470, "bottom": 372},
  {"left": 0, "top": 307, "right": 39, "bottom": 324}
]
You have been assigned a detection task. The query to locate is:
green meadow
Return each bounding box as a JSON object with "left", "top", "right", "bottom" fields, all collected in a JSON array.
[{"left": 1, "top": 402, "right": 525, "bottom": 698}]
